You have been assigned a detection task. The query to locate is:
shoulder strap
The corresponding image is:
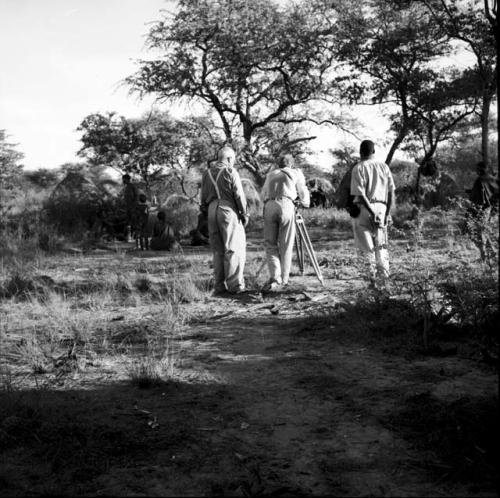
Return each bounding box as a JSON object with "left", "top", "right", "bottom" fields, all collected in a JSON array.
[
  {"left": 281, "top": 168, "right": 295, "bottom": 183},
  {"left": 207, "top": 167, "right": 226, "bottom": 200}
]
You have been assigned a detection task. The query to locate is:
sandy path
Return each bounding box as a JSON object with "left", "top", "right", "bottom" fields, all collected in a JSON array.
[{"left": 174, "top": 279, "right": 496, "bottom": 497}]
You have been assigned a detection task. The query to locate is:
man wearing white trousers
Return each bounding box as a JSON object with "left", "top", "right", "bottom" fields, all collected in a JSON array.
[
  {"left": 350, "top": 139, "right": 395, "bottom": 287},
  {"left": 201, "top": 146, "right": 248, "bottom": 295},
  {"left": 261, "top": 154, "right": 310, "bottom": 292}
]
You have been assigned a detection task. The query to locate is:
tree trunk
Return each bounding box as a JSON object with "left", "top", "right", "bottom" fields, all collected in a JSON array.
[
  {"left": 385, "top": 127, "right": 408, "bottom": 165},
  {"left": 480, "top": 94, "right": 491, "bottom": 168},
  {"left": 415, "top": 166, "right": 422, "bottom": 206},
  {"left": 240, "top": 141, "right": 266, "bottom": 187}
]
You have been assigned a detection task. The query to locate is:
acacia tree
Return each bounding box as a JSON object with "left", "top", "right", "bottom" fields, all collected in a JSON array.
[
  {"left": 126, "top": 0, "right": 346, "bottom": 185},
  {"left": 337, "top": 0, "right": 453, "bottom": 164},
  {"left": 77, "top": 111, "right": 192, "bottom": 192},
  {"left": 403, "top": 69, "right": 478, "bottom": 201},
  {"left": 0, "top": 129, "right": 24, "bottom": 223},
  {"left": 409, "top": 72, "right": 477, "bottom": 162},
  {"left": 420, "top": 0, "right": 497, "bottom": 168}
]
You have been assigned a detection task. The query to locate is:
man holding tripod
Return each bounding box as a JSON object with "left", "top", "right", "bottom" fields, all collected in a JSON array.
[{"left": 261, "top": 154, "right": 310, "bottom": 292}]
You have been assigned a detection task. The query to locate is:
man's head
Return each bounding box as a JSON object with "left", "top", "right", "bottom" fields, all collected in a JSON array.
[
  {"left": 279, "top": 154, "right": 295, "bottom": 169},
  {"left": 138, "top": 193, "right": 147, "bottom": 203},
  {"left": 157, "top": 211, "right": 166, "bottom": 221},
  {"left": 122, "top": 174, "right": 131, "bottom": 184},
  {"left": 217, "top": 146, "right": 236, "bottom": 167},
  {"left": 359, "top": 140, "right": 375, "bottom": 159}
]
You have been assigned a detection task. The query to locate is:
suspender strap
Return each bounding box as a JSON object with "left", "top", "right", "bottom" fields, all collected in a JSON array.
[
  {"left": 207, "top": 167, "right": 225, "bottom": 200},
  {"left": 281, "top": 168, "right": 295, "bottom": 183}
]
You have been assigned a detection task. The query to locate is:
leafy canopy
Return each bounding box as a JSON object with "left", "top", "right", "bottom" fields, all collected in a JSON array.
[
  {"left": 77, "top": 111, "right": 192, "bottom": 186},
  {"left": 127, "top": 0, "right": 347, "bottom": 183}
]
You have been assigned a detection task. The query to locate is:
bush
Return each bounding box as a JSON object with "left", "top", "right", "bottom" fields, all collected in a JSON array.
[
  {"left": 301, "top": 206, "right": 352, "bottom": 231},
  {"left": 163, "top": 201, "right": 199, "bottom": 237},
  {"left": 438, "top": 264, "right": 498, "bottom": 355}
]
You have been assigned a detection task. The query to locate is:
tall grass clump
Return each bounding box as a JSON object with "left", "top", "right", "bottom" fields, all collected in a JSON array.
[
  {"left": 128, "top": 339, "right": 180, "bottom": 388},
  {"left": 454, "top": 198, "right": 499, "bottom": 268},
  {"left": 302, "top": 206, "right": 352, "bottom": 230},
  {"left": 128, "top": 302, "right": 184, "bottom": 387},
  {"left": 163, "top": 200, "right": 199, "bottom": 238}
]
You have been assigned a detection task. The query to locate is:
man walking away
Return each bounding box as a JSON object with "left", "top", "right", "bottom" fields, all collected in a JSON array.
[
  {"left": 200, "top": 146, "right": 248, "bottom": 295},
  {"left": 468, "top": 161, "right": 498, "bottom": 261},
  {"left": 350, "top": 140, "right": 395, "bottom": 288},
  {"left": 122, "top": 173, "right": 138, "bottom": 242},
  {"left": 261, "top": 154, "right": 310, "bottom": 292},
  {"left": 133, "top": 193, "right": 150, "bottom": 250},
  {"left": 470, "top": 161, "right": 498, "bottom": 210}
]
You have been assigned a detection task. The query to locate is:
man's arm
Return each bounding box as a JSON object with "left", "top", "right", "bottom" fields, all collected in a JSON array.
[
  {"left": 384, "top": 187, "right": 394, "bottom": 225},
  {"left": 231, "top": 170, "right": 249, "bottom": 225},
  {"left": 384, "top": 168, "right": 396, "bottom": 225},
  {"left": 295, "top": 169, "right": 310, "bottom": 208},
  {"left": 261, "top": 173, "right": 271, "bottom": 202},
  {"left": 351, "top": 165, "right": 375, "bottom": 217}
]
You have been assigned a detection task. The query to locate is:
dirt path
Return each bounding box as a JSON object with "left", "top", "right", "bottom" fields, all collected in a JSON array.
[{"left": 168, "top": 283, "right": 496, "bottom": 497}]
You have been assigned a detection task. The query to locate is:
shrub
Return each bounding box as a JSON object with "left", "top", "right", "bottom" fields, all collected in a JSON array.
[
  {"left": 301, "top": 206, "right": 351, "bottom": 231},
  {"left": 438, "top": 264, "right": 498, "bottom": 356},
  {"left": 163, "top": 200, "right": 199, "bottom": 238}
]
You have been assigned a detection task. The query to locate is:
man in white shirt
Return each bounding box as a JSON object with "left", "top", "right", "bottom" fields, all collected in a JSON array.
[
  {"left": 350, "top": 140, "right": 396, "bottom": 287},
  {"left": 261, "top": 154, "right": 310, "bottom": 291},
  {"left": 200, "top": 146, "right": 248, "bottom": 294}
]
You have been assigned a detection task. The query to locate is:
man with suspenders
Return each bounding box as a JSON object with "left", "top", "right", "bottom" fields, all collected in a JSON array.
[
  {"left": 261, "top": 154, "right": 310, "bottom": 292},
  {"left": 200, "top": 146, "right": 249, "bottom": 295}
]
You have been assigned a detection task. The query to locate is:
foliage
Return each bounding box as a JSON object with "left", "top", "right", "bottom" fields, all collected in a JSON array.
[
  {"left": 403, "top": 69, "right": 478, "bottom": 164},
  {"left": 77, "top": 111, "right": 193, "bottom": 189},
  {"left": 0, "top": 130, "right": 24, "bottom": 225},
  {"left": 162, "top": 199, "right": 199, "bottom": 238},
  {"left": 455, "top": 197, "right": 499, "bottom": 266},
  {"left": 420, "top": 0, "right": 497, "bottom": 167},
  {"left": 336, "top": 0, "right": 474, "bottom": 165},
  {"left": 23, "top": 168, "right": 61, "bottom": 189},
  {"left": 329, "top": 142, "right": 358, "bottom": 191},
  {"left": 127, "top": 0, "right": 349, "bottom": 184},
  {"left": 438, "top": 261, "right": 498, "bottom": 360}
]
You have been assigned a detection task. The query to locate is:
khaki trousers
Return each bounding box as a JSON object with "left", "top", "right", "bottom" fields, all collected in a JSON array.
[
  {"left": 208, "top": 200, "right": 246, "bottom": 292},
  {"left": 352, "top": 203, "right": 389, "bottom": 283},
  {"left": 263, "top": 199, "right": 296, "bottom": 285}
]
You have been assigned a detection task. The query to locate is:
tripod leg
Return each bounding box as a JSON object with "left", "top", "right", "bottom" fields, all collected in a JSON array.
[
  {"left": 297, "top": 219, "right": 324, "bottom": 286},
  {"left": 295, "top": 228, "right": 304, "bottom": 275}
]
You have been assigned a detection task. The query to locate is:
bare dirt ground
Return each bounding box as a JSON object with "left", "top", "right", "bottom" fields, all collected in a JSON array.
[{"left": 0, "top": 225, "right": 497, "bottom": 497}]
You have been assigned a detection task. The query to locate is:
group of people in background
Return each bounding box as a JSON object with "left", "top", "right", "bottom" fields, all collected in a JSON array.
[
  {"left": 122, "top": 174, "right": 178, "bottom": 251},
  {"left": 123, "top": 138, "right": 496, "bottom": 295}
]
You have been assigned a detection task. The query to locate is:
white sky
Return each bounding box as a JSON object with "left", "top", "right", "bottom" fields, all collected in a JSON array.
[
  {"left": 0, "top": 0, "right": 171, "bottom": 170},
  {"left": 0, "top": 0, "right": 479, "bottom": 171}
]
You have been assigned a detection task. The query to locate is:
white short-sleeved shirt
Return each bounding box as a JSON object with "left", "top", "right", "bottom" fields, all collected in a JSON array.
[
  {"left": 261, "top": 167, "right": 310, "bottom": 207},
  {"left": 350, "top": 158, "right": 395, "bottom": 204}
]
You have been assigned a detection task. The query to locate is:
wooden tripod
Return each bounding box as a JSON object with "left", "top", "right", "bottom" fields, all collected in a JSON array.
[{"left": 294, "top": 213, "right": 324, "bottom": 286}]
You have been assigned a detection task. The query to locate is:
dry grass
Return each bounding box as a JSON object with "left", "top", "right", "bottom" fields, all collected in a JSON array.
[{"left": 0, "top": 248, "right": 202, "bottom": 393}]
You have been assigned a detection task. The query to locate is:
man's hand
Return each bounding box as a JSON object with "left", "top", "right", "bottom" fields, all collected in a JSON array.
[
  {"left": 373, "top": 213, "right": 384, "bottom": 227},
  {"left": 239, "top": 213, "right": 249, "bottom": 227}
]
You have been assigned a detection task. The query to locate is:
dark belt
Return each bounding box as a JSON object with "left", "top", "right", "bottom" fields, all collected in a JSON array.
[{"left": 265, "top": 196, "right": 295, "bottom": 203}]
